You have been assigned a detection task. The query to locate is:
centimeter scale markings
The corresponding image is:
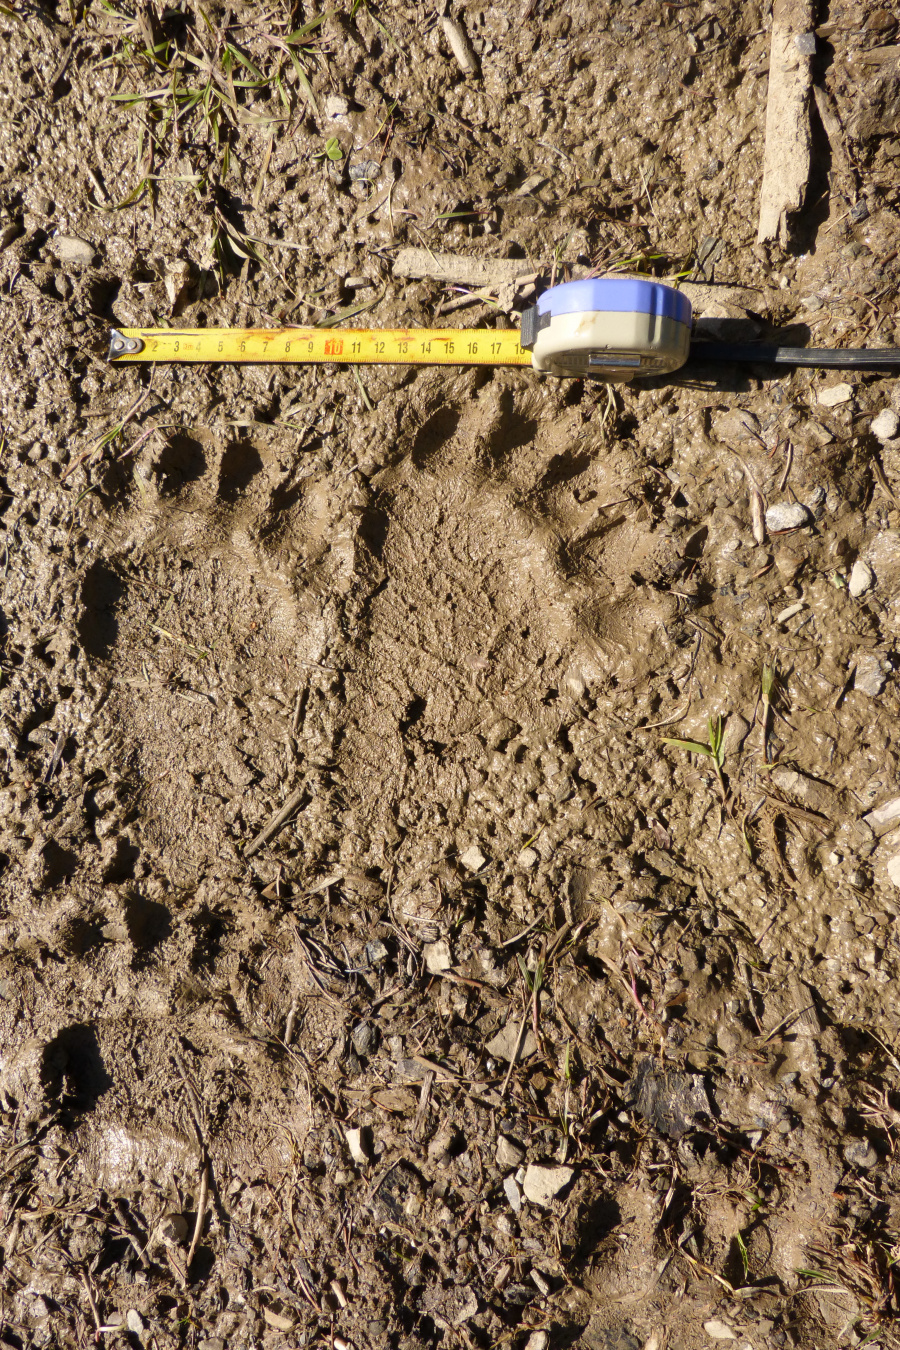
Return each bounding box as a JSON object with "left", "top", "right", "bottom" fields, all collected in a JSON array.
[
  {"left": 109, "top": 281, "right": 900, "bottom": 381},
  {"left": 109, "top": 326, "right": 532, "bottom": 367}
]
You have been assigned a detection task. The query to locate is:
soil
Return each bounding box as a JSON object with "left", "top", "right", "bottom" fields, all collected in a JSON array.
[{"left": 2, "top": 1, "right": 900, "bottom": 1348}]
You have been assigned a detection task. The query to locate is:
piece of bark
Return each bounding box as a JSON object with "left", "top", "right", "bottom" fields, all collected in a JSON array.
[
  {"left": 812, "top": 85, "right": 853, "bottom": 193},
  {"left": 393, "top": 247, "right": 535, "bottom": 287},
  {"left": 757, "top": 0, "right": 815, "bottom": 245}
]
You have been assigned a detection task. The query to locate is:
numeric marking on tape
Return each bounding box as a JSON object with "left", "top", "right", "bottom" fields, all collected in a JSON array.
[{"left": 108, "top": 326, "right": 532, "bottom": 368}]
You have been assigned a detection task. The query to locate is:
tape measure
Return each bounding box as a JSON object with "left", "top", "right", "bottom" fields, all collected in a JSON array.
[
  {"left": 109, "top": 324, "right": 531, "bottom": 369},
  {"left": 108, "top": 275, "right": 900, "bottom": 380},
  {"left": 109, "top": 278, "right": 692, "bottom": 384}
]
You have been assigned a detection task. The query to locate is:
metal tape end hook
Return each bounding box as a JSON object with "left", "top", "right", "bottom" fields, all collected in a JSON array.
[{"left": 108, "top": 330, "right": 143, "bottom": 360}]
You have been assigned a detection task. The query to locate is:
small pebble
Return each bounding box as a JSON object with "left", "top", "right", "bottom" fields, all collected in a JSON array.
[
  {"left": 423, "top": 939, "right": 452, "bottom": 974},
  {"left": 887, "top": 855, "right": 900, "bottom": 890},
  {"left": 855, "top": 651, "right": 888, "bottom": 697},
  {"left": 262, "top": 1308, "right": 295, "bottom": 1333},
  {"left": 459, "top": 844, "right": 486, "bottom": 872},
  {"left": 808, "top": 420, "right": 835, "bottom": 446},
  {"left": 774, "top": 548, "right": 804, "bottom": 580},
  {"left": 521, "top": 1163, "right": 573, "bottom": 1207},
  {"left": 159, "top": 1213, "right": 189, "bottom": 1245},
  {"left": 364, "top": 939, "right": 389, "bottom": 967},
  {"left": 817, "top": 382, "right": 853, "bottom": 407},
  {"left": 775, "top": 601, "right": 804, "bottom": 624},
  {"left": 49, "top": 234, "right": 95, "bottom": 269},
  {"left": 348, "top": 159, "right": 380, "bottom": 183},
  {"left": 723, "top": 713, "right": 751, "bottom": 753},
  {"left": 844, "top": 1138, "right": 878, "bottom": 1170},
  {"left": 703, "top": 1320, "right": 738, "bottom": 1341},
  {"left": 530, "top": 1268, "right": 551, "bottom": 1296},
  {"left": 864, "top": 798, "right": 900, "bottom": 835},
  {"left": 503, "top": 1174, "right": 522, "bottom": 1213},
  {"left": 486, "top": 1022, "right": 537, "bottom": 1062},
  {"left": 517, "top": 847, "right": 538, "bottom": 868},
  {"left": 496, "top": 1134, "right": 525, "bottom": 1169},
  {"left": 765, "top": 502, "right": 811, "bottom": 532},
  {"left": 345, "top": 1126, "right": 370, "bottom": 1165},
  {"left": 872, "top": 408, "right": 900, "bottom": 442},
  {"left": 848, "top": 559, "right": 875, "bottom": 597},
  {"left": 126, "top": 1311, "right": 144, "bottom": 1335},
  {"left": 351, "top": 1021, "right": 379, "bottom": 1056},
  {"left": 525, "top": 1334, "right": 549, "bottom": 1350}
]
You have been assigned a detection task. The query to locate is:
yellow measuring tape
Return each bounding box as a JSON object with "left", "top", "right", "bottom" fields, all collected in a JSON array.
[{"left": 108, "top": 325, "right": 532, "bottom": 367}]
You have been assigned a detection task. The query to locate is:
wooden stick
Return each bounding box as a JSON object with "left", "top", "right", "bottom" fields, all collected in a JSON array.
[
  {"left": 245, "top": 786, "right": 304, "bottom": 857},
  {"left": 757, "top": 0, "right": 815, "bottom": 244},
  {"left": 185, "top": 1162, "right": 209, "bottom": 1278}
]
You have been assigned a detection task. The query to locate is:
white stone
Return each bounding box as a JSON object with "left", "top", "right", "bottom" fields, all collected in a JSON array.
[
  {"left": 872, "top": 408, "right": 900, "bottom": 442},
  {"left": 345, "top": 1127, "right": 370, "bottom": 1165},
  {"left": 423, "top": 939, "right": 452, "bottom": 974},
  {"left": 459, "top": 845, "right": 486, "bottom": 872},
  {"left": 503, "top": 1174, "right": 522, "bottom": 1212},
  {"left": 126, "top": 1311, "right": 144, "bottom": 1334},
  {"left": 50, "top": 234, "right": 95, "bottom": 269},
  {"left": 855, "top": 652, "right": 888, "bottom": 697},
  {"left": 864, "top": 798, "right": 900, "bottom": 835},
  {"left": 703, "top": 1321, "right": 737, "bottom": 1341},
  {"left": 496, "top": 1134, "right": 525, "bottom": 1169},
  {"left": 765, "top": 502, "right": 811, "bottom": 532},
  {"left": 524, "top": 1334, "right": 549, "bottom": 1350},
  {"left": 517, "top": 847, "right": 538, "bottom": 868},
  {"left": 486, "top": 1021, "right": 537, "bottom": 1062},
  {"left": 262, "top": 1308, "right": 295, "bottom": 1333},
  {"left": 817, "top": 382, "right": 853, "bottom": 407},
  {"left": 521, "top": 1163, "right": 573, "bottom": 1206},
  {"left": 848, "top": 560, "right": 874, "bottom": 597},
  {"left": 887, "top": 855, "right": 900, "bottom": 889},
  {"left": 775, "top": 601, "right": 804, "bottom": 624},
  {"left": 529, "top": 1268, "right": 551, "bottom": 1295}
]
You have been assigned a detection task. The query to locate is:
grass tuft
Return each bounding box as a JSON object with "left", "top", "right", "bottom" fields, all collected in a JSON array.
[{"left": 662, "top": 714, "right": 728, "bottom": 802}]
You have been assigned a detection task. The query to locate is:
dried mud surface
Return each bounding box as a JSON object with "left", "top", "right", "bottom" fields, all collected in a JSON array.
[{"left": 2, "top": 1, "right": 900, "bottom": 1348}]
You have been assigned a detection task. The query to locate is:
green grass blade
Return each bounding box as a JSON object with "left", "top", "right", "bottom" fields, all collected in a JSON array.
[
  {"left": 285, "top": 46, "right": 318, "bottom": 115},
  {"left": 285, "top": 10, "right": 336, "bottom": 41},
  {"left": 315, "top": 293, "right": 383, "bottom": 327},
  {"left": 224, "top": 44, "right": 265, "bottom": 81},
  {"left": 661, "top": 738, "right": 712, "bottom": 757}
]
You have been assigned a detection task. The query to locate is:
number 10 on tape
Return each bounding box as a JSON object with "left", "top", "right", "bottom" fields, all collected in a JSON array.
[{"left": 108, "top": 326, "right": 532, "bottom": 367}]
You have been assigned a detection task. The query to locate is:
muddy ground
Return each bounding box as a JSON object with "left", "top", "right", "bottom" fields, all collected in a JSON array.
[{"left": 1, "top": 0, "right": 900, "bottom": 1347}]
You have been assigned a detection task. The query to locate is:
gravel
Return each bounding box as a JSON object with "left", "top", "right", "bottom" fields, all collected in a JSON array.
[
  {"left": 765, "top": 502, "right": 812, "bottom": 532},
  {"left": 871, "top": 408, "right": 900, "bottom": 442},
  {"left": 848, "top": 559, "right": 875, "bottom": 597}
]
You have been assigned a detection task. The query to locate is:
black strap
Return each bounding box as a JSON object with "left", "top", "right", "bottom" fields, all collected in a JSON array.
[{"left": 688, "top": 342, "right": 900, "bottom": 370}]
